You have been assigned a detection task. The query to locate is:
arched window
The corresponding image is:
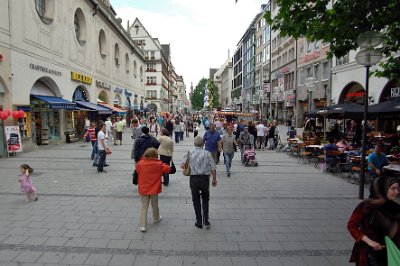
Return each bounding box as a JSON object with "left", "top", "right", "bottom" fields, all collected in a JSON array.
[
  {"left": 114, "top": 43, "right": 120, "bottom": 66},
  {"left": 125, "top": 53, "right": 129, "bottom": 73},
  {"left": 74, "top": 8, "right": 86, "bottom": 46},
  {"left": 35, "top": 0, "right": 54, "bottom": 24},
  {"left": 133, "top": 61, "right": 137, "bottom": 78},
  {"left": 99, "top": 30, "right": 107, "bottom": 59}
]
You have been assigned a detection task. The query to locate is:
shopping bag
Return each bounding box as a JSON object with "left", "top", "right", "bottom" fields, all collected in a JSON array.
[
  {"left": 132, "top": 170, "right": 138, "bottom": 185},
  {"left": 170, "top": 161, "right": 176, "bottom": 174},
  {"left": 385, "top": 236, "right": 400, "bottom": 266},
  {"left": 183, "top": 151, "right": 191, "bottom": 176}
]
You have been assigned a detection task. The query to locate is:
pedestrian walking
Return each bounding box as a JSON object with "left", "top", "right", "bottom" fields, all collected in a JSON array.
[
  {"left": 133, "top": 126, "right": 160, "bottom": 164},
  {"left": 182, "top": 136, "right": 217, "bottom": 229},
  {"left": 173, "top": 119, "right": 181, "bottom": 144},
  {"left": 255, "top": 121, "right": 265, "bottom": 150},
  {"left": 148, "top": 118, "right": 160, "bottom": 138},
  {"left": 221, "top": 125, "right": 237, "bottom": 177},
  {"left": 193, "top": 123, "right": 199, "bottom": 138},
  {"left": 157, "top": 128, "right": 174, "bottom": 186},
  {"left": 179, "top": 119, "right": 185, "bottom": 141},
  {"left": 105, "top": 117, "right": 114, "bottom": 142},
  {"left": 239, "top": 127, "right": 254, "bottom": 163},
  {"left": 203, "top": 123, "right": 222, "bottom": 164},
  {"left": 19, "top": 164, "right": 38, "bottom": 202},
  {"left": 165, "top": 119, "right": 174, "bottom": 138},
  {"left": 130, "top": 118, "right": 142, "bottom": 160},
  {"left": 347, "top": 176, "right": 400, "bottom": 265},
  {"left": 84, "top": 121, "right": 97, "bottom": 160},
  {"left": 114, "top": 117, "right": 124, "bottom": 145},
  {"left": 136, "top": 148, "right": 171, "bottom": 232},
  {"left": 97, "top": 122, "right": 109, "bottom": 173}
]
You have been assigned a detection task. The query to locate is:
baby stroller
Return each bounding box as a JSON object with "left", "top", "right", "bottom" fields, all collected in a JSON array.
[{"left": 242, "top": 148, "right": 258, "bottom": 167}]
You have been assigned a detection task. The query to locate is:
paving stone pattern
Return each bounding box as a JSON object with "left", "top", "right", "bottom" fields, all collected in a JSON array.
[{"left": 0, "top": 126, "right": 359, "bottom": 265}]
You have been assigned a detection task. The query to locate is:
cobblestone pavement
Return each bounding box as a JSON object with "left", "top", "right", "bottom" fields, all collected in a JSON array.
[{"left": 0, "top": 127, "right": 360, "bottom": 265}]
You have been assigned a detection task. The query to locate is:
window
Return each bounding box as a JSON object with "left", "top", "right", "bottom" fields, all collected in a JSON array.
[
  {"left": 300, "top": 44, "right": 304, "bottom": 57},
  {"left": 306, "top": 67, "right": 313, "bottom": 78},
  {"left": 314, "top": 64, "right": 320, "bottom": 81},
  {"left": 146, "top": 63, "right": 156, "bottom": 71},
  {"left": 277, "top": 56, "right": 281, "bottom": 67},
  {"left": 146, "top": 90, "right": 157, "bottom": 98},
  {"left": 264, "top": 26, "right": 270, "bottom": 44},
  {"left": 322, "top": 61, "right": 329, "bottom": 80},
  {"left": 282, "top": 52, "right": 287, "bottom": 64},
  {"left": 272, "top": 38, "right": 276, "bottom": 50},
  {"left": 150, "top": 51, "right": 155, "bottom": 59},
  {"left": 114, "top": 43, "right": 120, "bottom": 66},
  {"left": 35, "top": 0, "right": 54, "bottom": 24},
  {"left": 146, "top": 76, "right": 156, "bottom": 84},
  {"left": 99, "top": 30, "right": 107, "bottom": 59},
  {"left": 140, "top": 66, "right": 144, "bottom": 81},
  {"left": 125, "top": 54, "right": 129, "bottom": 73},
  {"left": 74, "top": 9, "right": 86, "bottom": 46},
  {"left": 314, "top": 40, "right": 320, "bottom": 50},
  {"left": 306, "top": 40, "right": 312, "bottom": 53},
  {"left": 133, "top": 61, "right": 137, "bottom": 78},
  {"left": 289, "top": 48, "right": 295, "bottom": 61},
  {"left": 299, "top": 69, "right": 304, "bottom": 85}
]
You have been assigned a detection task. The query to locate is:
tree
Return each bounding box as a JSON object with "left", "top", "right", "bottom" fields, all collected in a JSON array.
[
  {"left": 265, "top": 0, "right": 400, "bottom": 81},
  {"left": 191, "top": 78, "right": 208, "bottom": 111},
  {"left": 208, "top": 79, "right": 220, "bottom": 109}
]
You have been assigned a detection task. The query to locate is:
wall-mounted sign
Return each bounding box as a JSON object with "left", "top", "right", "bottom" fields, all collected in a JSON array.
[
  {"left": 96, "top": 80, "right": 111, "bottom": 90},
  {"left": 346, "top": 91, "right": 365, "bottom": 98},
  {"left": 114, "top": 87, "right": 123, "bottom": 94},
  {"left": 391, "top": 87, "right": 400, "bottom": 97},
  {"left": 71, "top": 71, "right": 92, "bottom": 84},
  {"left": 5, "top": 126, "right": 22, "bottom": 153},
  {"left": 30, "top": 63, "right": 62, "bottom": 76}
]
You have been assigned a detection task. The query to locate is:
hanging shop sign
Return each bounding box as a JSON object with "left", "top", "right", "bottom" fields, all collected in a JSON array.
[
  {"left": 96, "top": 80, "right": 111, "bottom": 90},
  {"left": 114, "top": 87, "right": 123, "bottom": 94},
  {"left": 71, "top": 71, "right": 92, "bottom": 84},
  {"left": 29, "top": 63, "right": 62, "bottom": 76},
  {"left": 5, "top": 126, "right": 22, "bottom": 153}
]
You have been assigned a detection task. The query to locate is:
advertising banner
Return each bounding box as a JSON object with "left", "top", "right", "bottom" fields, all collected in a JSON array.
[{"left": 5, "top": 126, "right": 22, "bottom": 153}]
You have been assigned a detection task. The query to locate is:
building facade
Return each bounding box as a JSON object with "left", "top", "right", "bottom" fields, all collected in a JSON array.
[
  {"left": 129, "top": 19, "right": 175, "bottom": 113},
  {"left": 232, "top": 45, "right": 243, "bottom": 112},
  {"left": 295, "top": 38, "right": 331, "bottom": 126},
  {"left": 0, "top": 0, "right": 146, "bottom": 154},
  {"left": 213, "top": 58, "right": 233, "bottom": 109}
]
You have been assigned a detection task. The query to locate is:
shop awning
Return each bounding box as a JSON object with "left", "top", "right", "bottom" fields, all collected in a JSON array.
[
  {"left": 31, "top": 95, "right": 76, "bottom": 110},
  {"left": 98, "top": 103, "right": 127, "bottom": 114},
  {"left": 74, "top": 101, "right": 112, "bottom": 114}
]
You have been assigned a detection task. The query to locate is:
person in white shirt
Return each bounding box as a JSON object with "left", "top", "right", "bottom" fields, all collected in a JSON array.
[
  {"left": 97, "top": 123, "right": 108, "bottom": 173},
  {"left": 255, "top": 122, "right": 266, "bottom": 150},
  {"left": 105, "top": 117, "right": 113, "bottom": 142}
]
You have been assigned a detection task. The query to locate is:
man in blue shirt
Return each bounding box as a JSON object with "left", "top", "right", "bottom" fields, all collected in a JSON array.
[
  {"left": 203, "top": 123, "right": 222, "bottom": 163},
  {"left": 368, "top": 144, "right": 389, "bottom": 177}
]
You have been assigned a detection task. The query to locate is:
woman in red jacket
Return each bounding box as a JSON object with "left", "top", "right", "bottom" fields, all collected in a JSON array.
[
  {"left": 136, "top": 148, "right": 170, "bottom": 232},
  {"left": 347, "top": 176, "right": 400, "bottom": 265}
]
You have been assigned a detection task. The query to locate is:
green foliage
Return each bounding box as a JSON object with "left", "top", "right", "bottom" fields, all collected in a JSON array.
[
  {"left": 191, "top": 78, "right": 208, "bottom": 111},
  {"left": 208, "top": 79, "right": 220, "bottom": 109},
  {"left": 265, "top": 0, "right": 400, "bottom": 82}
]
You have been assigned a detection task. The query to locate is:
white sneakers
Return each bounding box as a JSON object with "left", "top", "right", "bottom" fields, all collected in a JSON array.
[{"left": 139, "top": 216, "right": 163, "bottom": 232}]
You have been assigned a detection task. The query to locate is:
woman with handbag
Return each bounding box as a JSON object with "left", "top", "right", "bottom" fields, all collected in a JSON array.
[
  {"left": 347, "top": 176, "right": 400, "bottom": 265},
  {"left": 157, "top": 128, "right": 174, "bottom": 186},
  {"left": 136, "top": 148, "right": 171, "bottom": 232}
]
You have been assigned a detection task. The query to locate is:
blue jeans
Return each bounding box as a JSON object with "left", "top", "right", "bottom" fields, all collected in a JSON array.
[
  {"left": 91, "top": 141, "right": 97, "bottom": 158},
  {"left": 97, "top": 150, "right": 106, "bottom": 172},
  {"left": 224, "top": 153, "right": 234, "bottom": 174},
  {"left": 180, "top": 131, "right": 184, "bottom": 141},
  {"left": 175, "top": 132, "right": 180, "bottom": 143}
]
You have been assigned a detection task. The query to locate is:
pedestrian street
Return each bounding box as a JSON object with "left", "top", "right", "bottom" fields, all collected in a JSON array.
[{"left": 0, "top": 129, "right": 360, "bottom": 265}]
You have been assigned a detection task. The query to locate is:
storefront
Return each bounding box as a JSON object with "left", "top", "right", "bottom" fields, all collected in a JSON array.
[
  {"left": 30, "top": 94, "right": 75, "bottom": 145},
  {"left": 339, "top": 82, "right": 365, "bottom": 104},
  {"left": 72, "top": 86, "right": 91, "bottom": 138},
  {"left": 0, "top": 78, "right": 7, "bottom": 157}
]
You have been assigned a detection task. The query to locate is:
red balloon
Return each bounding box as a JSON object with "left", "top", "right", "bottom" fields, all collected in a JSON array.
[
  {"left": 1, "top": 112, "right": 8, "bottom": 120},
  {"left": 18, "top": 110, "right": 25, "bottom": 118},
  {"left": 12, "top": 111, "right": 19, "bottom": 119},
  {"left": 0, "top": 111, "right": 3, "bottom": 118},
  {"left": 5, "top": 109, "right": 10, "bottom": 116}
]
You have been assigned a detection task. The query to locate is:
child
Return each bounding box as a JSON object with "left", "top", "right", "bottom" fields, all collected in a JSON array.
[{"left": 19, "top": 164, "right": 38, "bottom": 202}]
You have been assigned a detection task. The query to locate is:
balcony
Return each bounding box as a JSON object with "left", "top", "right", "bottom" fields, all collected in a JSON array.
[
  {"left": 146, "top": 69, "right": 157, "bottom": 72},
  {"left": 146, "top": 82, "right": 157, "bottom": 85},
  {"left": 145, "top": 97, "right": 157, "bottom": 100}
]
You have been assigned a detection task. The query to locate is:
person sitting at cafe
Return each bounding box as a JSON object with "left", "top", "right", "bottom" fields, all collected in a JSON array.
[
  {"left": 336, "top": 137, "right": 353, "bottom": 152},
  {"left": 390, "top": 139, "right": 400, "bottom": 156},
  {"left": 368, "top": 144, "right": 389, "bottom": 177},
  {"left": 324, "top": 137, "right": 339, "bottom": 156}
]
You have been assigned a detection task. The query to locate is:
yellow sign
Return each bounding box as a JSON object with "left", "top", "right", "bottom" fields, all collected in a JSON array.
[{"left": 71, "top": 71, "right": 92, "bottom": 84}]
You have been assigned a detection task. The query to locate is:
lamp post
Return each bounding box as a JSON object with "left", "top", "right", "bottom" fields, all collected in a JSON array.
[{"left": 355, "top": 31, "right": 383, "bottom": 199}]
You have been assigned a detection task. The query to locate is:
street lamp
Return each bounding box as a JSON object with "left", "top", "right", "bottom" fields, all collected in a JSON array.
[{"left": 355, "top": 30, "right": 383, "bottom": 199}]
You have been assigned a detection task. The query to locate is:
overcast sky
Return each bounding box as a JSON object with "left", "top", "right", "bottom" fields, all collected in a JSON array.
[{"left": 113, "top": 0, "right": 267, "bottom": 89}]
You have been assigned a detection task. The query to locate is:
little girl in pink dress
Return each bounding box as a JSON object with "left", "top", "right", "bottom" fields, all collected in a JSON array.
[{"left": 19, "top": 164, "right": 38, "bottom": 202}]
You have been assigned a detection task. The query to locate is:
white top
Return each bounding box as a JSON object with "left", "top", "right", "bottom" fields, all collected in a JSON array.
[
  {"left": 85, "top": 119, "right": 90, "bottom": 127},
  {"left": 97, "top": 130, "right": 106, "bottom": 150},
  {"left": 256, "top": 124, "right": 265, "bottom": 137},
  {"left": 105, "top": 120, "right": 112, "bottom": 131}
]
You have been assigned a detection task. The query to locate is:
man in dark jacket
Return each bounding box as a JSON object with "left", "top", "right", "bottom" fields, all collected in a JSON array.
[
  {"left": 165, "top": 119, "right": 174, "bottom": 137},
  {"left": 134, "top": 126, "right": 160, "bottom": 163}
]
